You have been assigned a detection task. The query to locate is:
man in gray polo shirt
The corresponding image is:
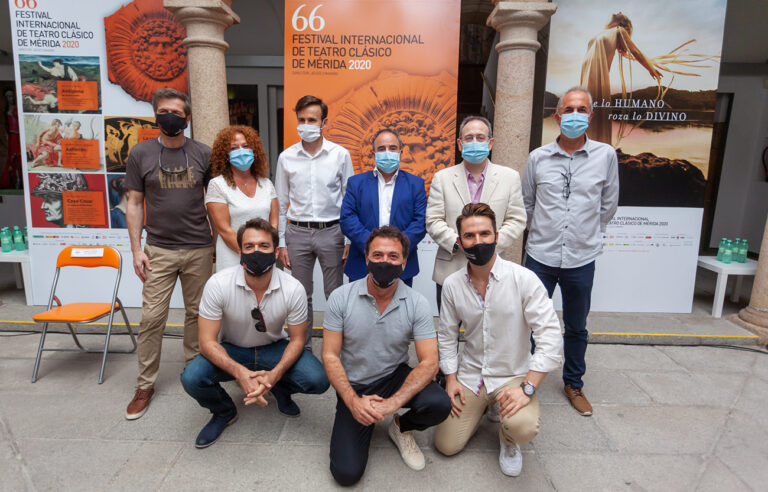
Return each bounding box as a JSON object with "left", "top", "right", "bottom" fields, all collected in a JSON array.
[
  {"left": 322, "top": 225, "right": 452, "bottom": 486},
  {"left": 181, "top": 218, "right": 329, "bottom": 449}
]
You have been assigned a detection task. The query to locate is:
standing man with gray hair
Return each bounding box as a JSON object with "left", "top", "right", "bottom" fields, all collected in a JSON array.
[
  {"left": 123, "top": 87, "right": 214, "bottom": 420},
  {"left": 426, "top": 115, "right": 527, "bottom": 309},
  {"left": 522, "top": 87, "right": 619, "bottom": 416},
  {"left": 340, "top": 128, "right": 427, "bottom": 286},
  {"left": 275, "top": 95, "right": 354, "bottom": 351}
]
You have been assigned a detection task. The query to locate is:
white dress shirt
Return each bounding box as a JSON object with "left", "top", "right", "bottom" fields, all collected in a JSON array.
[
  {"left": 522, "top": 137, "right": 619, "bottom": 269},
  {"left": 438, "top": 256, "right": 563, "bottom": 394},
  {"left": 275, "top": 137, "right": 354, "bottom": 247},
  {"left": 374, "top": 168, "right": 398, "bottom": 226}
]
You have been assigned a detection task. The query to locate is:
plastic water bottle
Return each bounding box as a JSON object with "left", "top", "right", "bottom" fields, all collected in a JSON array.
[
  {"left": 738, "top": 240, "right": 748, "bottom": 263},
  {"left": 716, "top": 238, "right": 726, "bottom": 261},
  {"left": 12, "top": 226, "right": 24, "bottom": 252},
  {"left": 722, "top": 240, "right": 733, "bottom": 264},
  {"left": 23, "top": 227, "right": 28, "bottom": 250},
  {"left": 0, "top": 227, "right": 12, "bottom": 253}
]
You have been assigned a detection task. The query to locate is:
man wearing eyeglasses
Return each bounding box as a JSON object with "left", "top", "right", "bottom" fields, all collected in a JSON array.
[
  {"left": 123, "top": 88, "right": 214, "bottom": 421},
  {"left": 426, "top": 115, "right": 527, "bottom": 312},
  {"left": 181, "top": 218, "right": 329, "bottom": 448},
  {"left": 522, "top": 87, "right": 619, "bottom": 417}
]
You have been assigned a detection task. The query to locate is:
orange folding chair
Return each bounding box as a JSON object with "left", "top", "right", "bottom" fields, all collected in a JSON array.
[{"left": 31, "top": 245, "right": 137, "bottom": 384}]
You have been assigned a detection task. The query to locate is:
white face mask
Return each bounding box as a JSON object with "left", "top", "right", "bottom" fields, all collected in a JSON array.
[{"left": 297, "top": 123, "right": 322, "bottom": 143}]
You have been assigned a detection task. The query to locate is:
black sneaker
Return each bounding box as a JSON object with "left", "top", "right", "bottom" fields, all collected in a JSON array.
[
  {"left": 195, "top": 412, "right": 238, "bottom": 449},
  {"left": 271, "top": 386, "right": 300, "bottom": 417}
]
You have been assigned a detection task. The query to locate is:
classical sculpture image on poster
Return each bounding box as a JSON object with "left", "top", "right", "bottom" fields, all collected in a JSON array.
[
  {"left": 323, "top": 72, "right": 457, "bottom": 191},
  {"left": 104, "top": 116, "right": 159, "bottom": 172},
  {"left": 18, "top": 55, "right": 102, "bottom": 114},
  {"left": 104, "top": 0, "right": 189, "bottom": 103},
  {"left": 543, "top": 1, "right": 725, "bottom": 207},
  {"left": 24, "top": 114, "right": 104, "bottom": 172},
  {"left": 28, "top": 172, "right": 108, "bottom": 228}
]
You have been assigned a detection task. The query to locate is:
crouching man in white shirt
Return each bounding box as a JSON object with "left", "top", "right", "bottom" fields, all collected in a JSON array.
[{"left": 434, "top": 202, "right": 563, "bottom": 477}]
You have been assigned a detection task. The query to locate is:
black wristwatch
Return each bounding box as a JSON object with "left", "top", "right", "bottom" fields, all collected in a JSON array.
[
  {"left": 520, "top": 381, "right": 536, "bottom": 397},
  {"left": 452, "top": 241, "right": 459, "bottom": 253}
]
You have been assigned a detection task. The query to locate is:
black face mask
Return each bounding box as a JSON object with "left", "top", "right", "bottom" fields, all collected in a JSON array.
[
  {"left": 241, "top": 250, "right": 276, "bottom": 276},
  {"left": 155, "top": 112, "right": 188, "bottom": 137},
  {"left": 462, "top": 241, "right": 496, "bottom": 266},
  {"left": 367, "top": 261, "right": 403, "bottom": 288}
]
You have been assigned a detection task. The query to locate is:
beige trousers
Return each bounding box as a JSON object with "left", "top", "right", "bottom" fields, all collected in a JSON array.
[
  {"left": 434, "top": 377, "right": 540, "bottom": 456},
  {"left": 136, "top": 244, "right": 213, "bottom": 389}
]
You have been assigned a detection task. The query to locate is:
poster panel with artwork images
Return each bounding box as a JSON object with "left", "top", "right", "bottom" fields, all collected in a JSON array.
[
  {"left": 542, "top": 0, "right": 726, "bottom": 312},
  {"left": 23, "top": 114, "right": 104, "bottom": 171},
  {"left": 104, "top": 116, "right": 159, "bottom": 172},
  {"left": 9, "top": 0, "right": 189, "bottom": 307}
]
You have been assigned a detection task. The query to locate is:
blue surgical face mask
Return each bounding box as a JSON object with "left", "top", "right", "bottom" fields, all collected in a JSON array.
[
  {"left": 461, "top": 141, "right": 490, "bottom": 164},
  {"left": 375, "top": 151, "right": 400, "bottom": 173},
  {"left": 560, "top": 112, "right": 590, "bottom": 139},
  {"left": 229, "top": 148, "right": 254, "bottom": 171}
]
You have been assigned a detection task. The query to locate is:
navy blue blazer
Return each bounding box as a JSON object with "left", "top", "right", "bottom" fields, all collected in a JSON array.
[{"left": 340, "top": 170, "right": 427, "bottom": 281}]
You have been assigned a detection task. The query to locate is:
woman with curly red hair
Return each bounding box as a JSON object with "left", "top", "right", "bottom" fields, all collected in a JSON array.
[{"left": 205, "top": 125, "right": 277, "bottom": 271}]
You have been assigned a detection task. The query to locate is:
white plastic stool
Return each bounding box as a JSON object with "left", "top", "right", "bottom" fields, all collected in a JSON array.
[{"left": 697, "top": 256, "right": 757, "bottom": 318}]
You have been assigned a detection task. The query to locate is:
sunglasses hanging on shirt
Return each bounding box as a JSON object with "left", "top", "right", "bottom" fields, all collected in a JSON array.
[{"left": 251, "top": 307, "right": 266, "bottom": 333}]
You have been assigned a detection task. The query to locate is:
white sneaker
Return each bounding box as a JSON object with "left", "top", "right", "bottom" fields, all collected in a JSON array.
[
  {"left": 388, "top": 416, "right": 426, "bottom": 471},
  {"left": 487, "top": 402, "right": 500, "bottom": 423},
  {"left": 499, "top": 437, "right": 522, "bottom": 477}
]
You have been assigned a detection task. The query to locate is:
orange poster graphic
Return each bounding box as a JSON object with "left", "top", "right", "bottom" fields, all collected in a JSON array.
[
  {"left": 62, "top": 139, "right": 101, "bottom": 169},
  {"left": 138, "top": 127, "right": 161, "bottom": 143},
  {"left": 284, "top": 0, "right": 460, "bottom": 189},
  {"left": 57, "top": 81, "right": 100, "bottom": 111},
  {"left": 62, "top": 190, "right": 107, "bottom": 227}
]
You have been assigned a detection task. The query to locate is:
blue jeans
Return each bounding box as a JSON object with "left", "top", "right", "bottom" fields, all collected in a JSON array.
[
  {"left": 181, "top": 339, "right": 329, "bottom": 416},
  {"left": 525, "top": 256, "right": 595, "bottom": 389}
]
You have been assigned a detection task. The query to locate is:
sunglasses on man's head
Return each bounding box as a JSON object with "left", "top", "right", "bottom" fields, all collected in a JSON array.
[{"left": 251, "top": 307, "right": 266, "bottom": 332}]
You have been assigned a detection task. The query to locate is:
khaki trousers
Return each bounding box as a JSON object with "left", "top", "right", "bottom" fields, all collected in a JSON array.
[
  {"left": 434, "top": 377, "right": 540, "bottom": 456},
  {"left": 136, "top": 244, "right": 213, "bottom": 389}
]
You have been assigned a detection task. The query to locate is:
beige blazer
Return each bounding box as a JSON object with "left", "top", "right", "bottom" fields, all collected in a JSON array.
[{"left": 426, "top": 161, "right": 526, "bottom": 285}]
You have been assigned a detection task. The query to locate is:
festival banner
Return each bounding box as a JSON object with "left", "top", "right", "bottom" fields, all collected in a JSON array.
[
  {"left": 284, "top": 0, "right": 460, "bottom": 190},
  {"left": 8, "top": 0, "right": 189, "bottom": 306},
  {"left": 543, "top": 0, "right": 727, "bottom": 312},
  {"left": 284, "top": 0, "right": 460, "bottom": 314}
]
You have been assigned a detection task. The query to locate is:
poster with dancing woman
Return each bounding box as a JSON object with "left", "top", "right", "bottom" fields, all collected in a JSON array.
[{"left": 543, "top": 0, "right": 727, "bottom": 313}]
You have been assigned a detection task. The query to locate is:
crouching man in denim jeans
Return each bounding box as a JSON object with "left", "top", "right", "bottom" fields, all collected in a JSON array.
[{"left": 181, "top": 218, "right": 329, "bottom": 448}]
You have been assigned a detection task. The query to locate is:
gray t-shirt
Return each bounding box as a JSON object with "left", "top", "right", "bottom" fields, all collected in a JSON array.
[
  {"left": 123, "top": 137, "right": 213, "bottom": 249},
  {"left": 324, "top": 278, "right": 435, "bottom": 385}
]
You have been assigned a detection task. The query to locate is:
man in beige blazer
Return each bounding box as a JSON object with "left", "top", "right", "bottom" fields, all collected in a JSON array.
[{"left": 426, "top": 115, "right": 526, "bottom": 309}]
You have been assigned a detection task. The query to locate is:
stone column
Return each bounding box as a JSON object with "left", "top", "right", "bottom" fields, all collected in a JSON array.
[
  {"left": 734, "top": 216, "right": 768, "bottom": 345},
  {"left": 164, "top": 0, "right": 240, "bottom": 147},
  {"left": 487, "top": 0, "right": 557, "bottom": 263}
]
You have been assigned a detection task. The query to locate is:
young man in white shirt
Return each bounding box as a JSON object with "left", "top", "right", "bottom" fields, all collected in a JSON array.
[
  {"left": 274, "top": 95, "right": 354, "bottom": 351},
  {"left": 434, "top": 203, "right": 563, "bottom": 477},
  {"left": 180, "top": 218, "right": 329, "bottom": 449}
]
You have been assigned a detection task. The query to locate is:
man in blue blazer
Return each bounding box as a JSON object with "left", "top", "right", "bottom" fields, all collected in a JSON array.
[{"left": 341, "top": 128, "right": 427, "bottom": 286}]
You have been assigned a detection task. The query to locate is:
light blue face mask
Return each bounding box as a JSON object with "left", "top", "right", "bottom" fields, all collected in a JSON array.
[
  {"left": 375, "top": 151, "right": 400, "bottom": 173},
  {"left": 461, "top": 141, "right": 490, "bottom": 164},
  {"left": 560, "top": 112, "right": 590, "bottom": 139},
  {"left": 229, "top": 148, "right": 254, "bottom": 171}
]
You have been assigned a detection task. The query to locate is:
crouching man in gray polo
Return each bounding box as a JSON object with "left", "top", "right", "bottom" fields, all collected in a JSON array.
[
  {"left": 181, "top": 218, "right": 329, "bottom": 448},
  {"left": 322, "top": 225, "right": 452, "bottom": 486}
]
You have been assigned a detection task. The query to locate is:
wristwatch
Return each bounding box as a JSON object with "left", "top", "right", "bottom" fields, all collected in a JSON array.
[
  {"left": 452, "top": 241, "right": 459, "bottom": 253},
  {"left": 520, "top": 381, "right": 536, "bottom": 397}
]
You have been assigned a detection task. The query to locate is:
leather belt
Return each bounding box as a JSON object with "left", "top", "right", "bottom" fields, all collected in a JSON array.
[{"left": 290, "top": 219, "right": 339, "bottom": 230}]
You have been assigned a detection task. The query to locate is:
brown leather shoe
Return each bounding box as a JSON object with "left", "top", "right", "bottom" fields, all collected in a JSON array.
[
  {"left": 564, "top": 385, "right": 593, "bottom": 416},
  {"left": 125, "top": 387, "right": 154, "bottom": 420}
]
